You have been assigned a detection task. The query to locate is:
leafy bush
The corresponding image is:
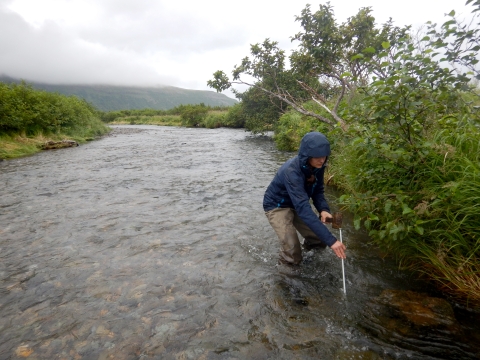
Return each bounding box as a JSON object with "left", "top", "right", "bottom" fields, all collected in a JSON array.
[
  {"left": 178, "top": 104, "right": 208, "bottom": 127},
  {"left": 0, "top": 81, "right": 108, "bottom": 138},
  {"left": 223, "top": 103, "right": 246, "bottom": 128},
  {"left": 273, "top": 112, "right": 309, "bottom": 151},
  {"left": 202, "top": 111, "right": 227, "bottom": 128},
  {"left": 242, "top": 90, "right": 283, "bottom": 133},
  {"left": 334, "top": 120, "right": 480, "bottom": 303}
]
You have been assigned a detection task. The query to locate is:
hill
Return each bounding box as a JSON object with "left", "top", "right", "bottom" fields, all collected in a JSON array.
[{"left": 0, "top": 76, "right": 237, "bottom": 111}]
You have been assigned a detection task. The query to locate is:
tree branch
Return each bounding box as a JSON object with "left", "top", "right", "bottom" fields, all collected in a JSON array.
[
  {"left": 230, "top": 79, "right": 340, "bottom": 128},
  {"left": 296, "top": 80, "right": 348, "bottom": 131}
]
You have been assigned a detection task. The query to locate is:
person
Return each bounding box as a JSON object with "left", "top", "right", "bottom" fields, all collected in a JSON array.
[{"left": 263, "top": 131, "right": 346, "bottom": 266}]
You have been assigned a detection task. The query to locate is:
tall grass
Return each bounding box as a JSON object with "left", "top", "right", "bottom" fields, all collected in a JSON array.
[
  {"left": 333, "top": 123, "right": 480, "bottom": 306},
  {"left": 414, "top": 130, "right": 480, "bottom": 305}
]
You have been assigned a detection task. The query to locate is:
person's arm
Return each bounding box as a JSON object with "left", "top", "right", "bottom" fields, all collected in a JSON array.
[{"left": 283, "top": 168, "right": 337, "bottom": 246}]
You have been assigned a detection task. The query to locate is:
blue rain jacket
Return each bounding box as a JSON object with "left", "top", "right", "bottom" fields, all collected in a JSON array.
[{"left": 263, "top": 132, "right": 336, "bottom": 246}]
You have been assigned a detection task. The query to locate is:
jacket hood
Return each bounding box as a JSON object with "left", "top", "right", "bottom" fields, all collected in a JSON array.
[{"left": 298, "top": 132, "right": 331, "bottom": 167}]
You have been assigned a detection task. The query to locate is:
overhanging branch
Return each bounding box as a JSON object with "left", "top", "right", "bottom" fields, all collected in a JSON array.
[{"left": 230, "top": 79, "right": 338, "bottom": 128}]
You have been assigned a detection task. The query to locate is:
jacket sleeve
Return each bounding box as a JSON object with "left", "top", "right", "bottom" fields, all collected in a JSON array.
[{"left": 283, "top": 167, "right": 337, "bottom": 246}]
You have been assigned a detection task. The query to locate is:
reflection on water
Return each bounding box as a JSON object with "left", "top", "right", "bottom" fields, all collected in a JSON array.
[{"left": 0, "top": 125, "right": 479, "bottom": 359}]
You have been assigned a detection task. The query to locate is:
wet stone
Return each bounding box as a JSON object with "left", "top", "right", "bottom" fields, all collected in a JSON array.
[
  {"left": 361, "top": 290, "right": 475, "bottom": 359},
  {"left": 15, "top": 344, "right": 34, "bottom": 357}
]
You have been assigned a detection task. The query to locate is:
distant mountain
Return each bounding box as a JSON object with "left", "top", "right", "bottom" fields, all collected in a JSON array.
[{"left": 0, "top": 76, "right": 237, "bottom": 111}]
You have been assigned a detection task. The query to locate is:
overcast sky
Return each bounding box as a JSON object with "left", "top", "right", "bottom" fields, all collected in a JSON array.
[{"left": 0, "top": 0, "right": 474, "bottom": 98}]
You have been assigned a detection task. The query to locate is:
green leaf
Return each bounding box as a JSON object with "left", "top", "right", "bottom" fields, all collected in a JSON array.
[
  {"left": 371, "top": 80, "right": 385, "bottom": 86},
  {"left": 381, "top": 41, "right": 390, "bottom": 49},
  {"left": 363, "top": 47, "right": 376, "bottom": 53},
  {"left": 340, "top": 72, "right": 353, "bottom": 78},
  {"left": 353, "top": 216, "right": 361, "bottom": 230},
  {"left": 402, "top": 203, "right": 413, "bottom": 215},
  {"left": 351, "top": 54, "right": 365, "bottom": 60},
  {"left": 384, "top": 200, "right": 392, "bottom": 213},
  {"left": 442, "top": 19, "right": 456, "bottom": 27},
  {"left": 389, "top": 224, "right": 399, "bottom": 234},
  {"left": 368, "top": 213, "right": 379, "bottom": 221},
  {"left": 364, "top": 219, "right": 371, "bottom": 229},
  {"left": 415, "top": 226, "right": 424, "bottom": 235}
]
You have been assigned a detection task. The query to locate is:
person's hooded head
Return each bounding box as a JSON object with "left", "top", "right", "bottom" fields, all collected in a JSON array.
[{"left": 298, "top": 132, "right": 331, "bottom": 169}]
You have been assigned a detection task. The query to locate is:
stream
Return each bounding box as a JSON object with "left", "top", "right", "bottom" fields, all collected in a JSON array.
[{"left": 1, "top": 125, "right": 479, "bottom": 359}]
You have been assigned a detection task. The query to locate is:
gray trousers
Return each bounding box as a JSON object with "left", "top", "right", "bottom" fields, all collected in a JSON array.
[{"left": 265, "top": 207, "right": 326, "bottom": 265}]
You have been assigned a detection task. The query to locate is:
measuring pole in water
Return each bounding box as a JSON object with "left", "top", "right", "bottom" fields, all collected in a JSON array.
[
  {"left": 339, "top": 226, "right": 346, "bottom": 295},
  {"left": 327, "top": 213, "right": 346, "bottom": 295}
]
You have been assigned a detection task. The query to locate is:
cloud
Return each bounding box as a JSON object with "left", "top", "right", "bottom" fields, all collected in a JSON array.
[
  {"left": 0, "top": 0, "right": 259, "bottom": 89},
  {"left": 0, "top": 0, "right": 476, "bottom": 95},
  {"left": 77, "top": 1, "right": 249, "bottom": 55},
  {"left": 0, "top": 3, "right": 174, "bottom": 85}
]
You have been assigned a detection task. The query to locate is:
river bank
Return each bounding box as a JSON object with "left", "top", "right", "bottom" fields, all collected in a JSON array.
[
  {"left": 0, "top": 81, "right": 111, "bottom": 160},
  {"left": 0, "top": 131, "right": 107, "bottom": 160}
]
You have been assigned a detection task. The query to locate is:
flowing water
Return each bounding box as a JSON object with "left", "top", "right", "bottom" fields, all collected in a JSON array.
[{"left": 1, "top": 125, "right": 479, "bottom": 360}]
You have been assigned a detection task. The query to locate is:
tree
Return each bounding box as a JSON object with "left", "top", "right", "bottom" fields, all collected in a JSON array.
[
  {"left": 335, "top": 0, "right": 480, "bottom": 305},
  {"left": 235, "top": 86, "right": 285, "bottom": 133},
  {"left": 427, "top": 0, "right": 480, "bottom": 84},
  {"left": 208, "top": 3, "right": 401, "bottom": 131}
]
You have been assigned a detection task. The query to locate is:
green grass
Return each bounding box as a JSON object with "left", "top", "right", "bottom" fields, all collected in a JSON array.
[{"left": 0, "top": 130, "right": 108, "bottom": 159}]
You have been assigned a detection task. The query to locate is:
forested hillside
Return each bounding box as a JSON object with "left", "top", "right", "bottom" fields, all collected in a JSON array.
[{"left": 0, "top": 76, "right": 237, "bottom": 111}]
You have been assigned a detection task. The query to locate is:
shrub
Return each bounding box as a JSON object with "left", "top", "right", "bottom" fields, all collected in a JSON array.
[
  {"left": 0, "top": 81, "right": 108, "bottom": 138},
  {"left": 180, "top": 104, "right": 209, "bottom": 127},
  {"left": 202, "top": 112, "right": 227, "bottom": 128},
  {"left": 223, "top": 103, "right": 246, "bottom": 128}
]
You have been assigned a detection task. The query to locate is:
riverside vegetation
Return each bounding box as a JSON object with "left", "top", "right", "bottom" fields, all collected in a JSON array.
[
  {"left": 0, "top": 86, "right": 242, "bottom": 159},
  {"left": 101, "top": 103, "right": 245, "bottom": 129},
  {"left": 0, "top": 82, "right": 110, "bottom": 159},
  {"left": 208, "top": 1, "right": 480, "bottom": 307}
]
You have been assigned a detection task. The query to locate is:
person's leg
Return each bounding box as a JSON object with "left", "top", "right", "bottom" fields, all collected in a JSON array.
[
  {"left": 265, "top": 208, "right": 303, "bottom": 265},
  {"left": 292, "top": 211, "right": 327, "bottom": 250}
]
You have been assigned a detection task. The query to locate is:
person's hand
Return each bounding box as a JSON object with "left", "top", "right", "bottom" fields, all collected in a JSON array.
[
  {"left": 331, "top": 240, "right": 346, "bottom": 259},
  {"left": 320, "top": 211, "right": 332, "bottom": 223}
]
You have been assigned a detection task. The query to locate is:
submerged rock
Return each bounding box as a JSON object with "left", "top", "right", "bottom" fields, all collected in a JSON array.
[
  {"left": 42, "top": 140, "right": 79, "bottom": 150},
  {"left": 361, "top": 290, "right": 478, "bottom": 359},
  {"left": 15, "top": 344, "right": 34, "bottom": 357},
  {"left": 377, "top": 289, "right": 458, "bottom": 328}
]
